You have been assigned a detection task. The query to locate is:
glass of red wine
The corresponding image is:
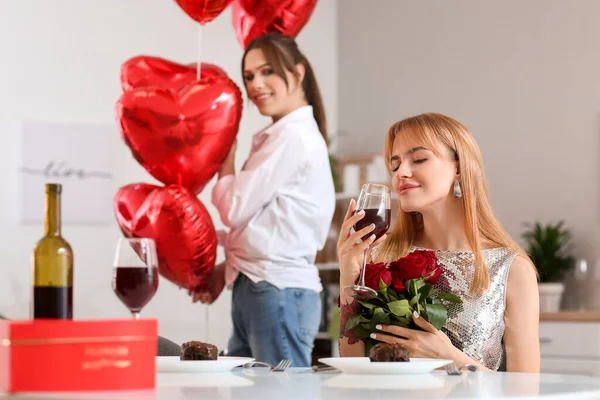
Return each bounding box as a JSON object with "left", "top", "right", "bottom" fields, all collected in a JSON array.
[
  {"left": 112, "top": 238, "right": 159, "bottom": 320},
  {"left": 344, "top": 183, "right": 391, "bottom": 300}
]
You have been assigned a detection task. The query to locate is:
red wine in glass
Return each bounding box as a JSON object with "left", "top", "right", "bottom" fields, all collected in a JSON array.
[
  {"left": 113, "top": 267, "right": 158, "bottom": 316},
  {"left": 354, "top": 208, "right": 391, "bottom": 241},
  {"left": 344, "top": 183, "right": 391, "bottom": 300},
  {"left": 113, "top": 238, "right": 159, "bottom": 319}
]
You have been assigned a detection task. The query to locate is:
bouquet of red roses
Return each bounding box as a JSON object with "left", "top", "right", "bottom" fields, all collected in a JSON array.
[{"left": 342, "top": 250, "right": 462, "bottom": 352}]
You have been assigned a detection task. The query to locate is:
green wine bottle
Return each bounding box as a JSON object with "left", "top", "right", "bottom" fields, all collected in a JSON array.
[{"left": 32, "top": 183, "right": 73, "bottom": 319}]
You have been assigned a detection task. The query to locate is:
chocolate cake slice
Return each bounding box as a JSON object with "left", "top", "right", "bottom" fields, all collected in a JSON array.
[
  {"left": 369, "top": 342, "right": 410, "bottom": 362},
  {"left": 180, "top": 341, "right": 218, "bottom": 361}
]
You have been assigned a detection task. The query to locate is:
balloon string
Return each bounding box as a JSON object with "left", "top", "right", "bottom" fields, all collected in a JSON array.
[{"left": 196, "top": 24, "right": 203, "bottom": 81}]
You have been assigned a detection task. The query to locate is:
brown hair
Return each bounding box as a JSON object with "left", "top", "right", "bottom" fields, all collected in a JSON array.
[
  {"left": 376, "top": 113, "right": 534, "bottom": 296},
  {"left": 243, "top": 33, "right": 328, "bottom": 143}
]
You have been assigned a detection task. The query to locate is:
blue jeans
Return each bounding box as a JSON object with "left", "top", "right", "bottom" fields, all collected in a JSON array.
[{"left": 227, "top": 274, "right": 321, "bottom": 368}]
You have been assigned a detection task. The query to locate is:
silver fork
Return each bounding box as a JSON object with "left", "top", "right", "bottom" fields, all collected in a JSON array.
[
  {"left": 243, "top": 359, "right": 292, "bottom": 372},
  {"left": 273, "top": 359, "right": 292, "bottom": 371},
  {"left": 445, "top": 362, "right": 477, "bottom": 375}
]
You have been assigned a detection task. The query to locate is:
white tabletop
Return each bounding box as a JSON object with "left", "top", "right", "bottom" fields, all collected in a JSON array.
[{"left": 5, "top": 369, "right": 600, "bottom": 399}]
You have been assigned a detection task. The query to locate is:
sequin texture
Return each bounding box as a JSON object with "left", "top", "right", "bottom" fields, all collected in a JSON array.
[
  {"left": 371, "top": 244, "right": 518, "bottom": 370},
  {"left": 410, "top": 246, "right": 518, "bottom": 371}
]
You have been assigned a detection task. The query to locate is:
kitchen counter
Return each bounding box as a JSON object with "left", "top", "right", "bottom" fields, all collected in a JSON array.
[{"left": 540, "top": 311, "right": 600, "bottom": 322}]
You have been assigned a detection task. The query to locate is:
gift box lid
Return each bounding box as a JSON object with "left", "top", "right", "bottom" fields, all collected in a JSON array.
[{"left": 1, "top": 319, "right": 157, "bottom": 345}]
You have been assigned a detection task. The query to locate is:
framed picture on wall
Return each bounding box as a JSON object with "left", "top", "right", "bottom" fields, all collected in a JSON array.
[{"left": 19, "top": 120, "right": 114, "bottom": 225}]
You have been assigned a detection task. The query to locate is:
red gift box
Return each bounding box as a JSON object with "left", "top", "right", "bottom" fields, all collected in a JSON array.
[{"left": 0, "top": 319, "right": 157, "bottom": 393}]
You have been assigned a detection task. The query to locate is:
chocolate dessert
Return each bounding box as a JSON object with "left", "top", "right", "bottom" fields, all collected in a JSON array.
[
  {"left": 180, "top": 341, "right": 218, "bottom": 361},
  {"left": 369, "top": 342, "right": 410, "bottom": 362}
]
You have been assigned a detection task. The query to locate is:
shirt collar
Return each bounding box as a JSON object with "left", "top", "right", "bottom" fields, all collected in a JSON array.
[{"left": 252, "top": 105, "right": 314, "bottom": 144}]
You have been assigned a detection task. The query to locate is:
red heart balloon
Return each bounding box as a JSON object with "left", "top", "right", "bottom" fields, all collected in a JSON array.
[
  {"left": 115, "top": 76, "right": 242, "bottom": 195},
  {"left": 175, "top": 0, "right": 233, "bottom": 24},
  {"left": 120, "top": 55, "right": 227, "bottom": 92},
  {"left": 114, "top": 183, "right": 217, "bottom": 291},
  {"left": 232, "top": 0, "right": 318, "bottom": 48}
]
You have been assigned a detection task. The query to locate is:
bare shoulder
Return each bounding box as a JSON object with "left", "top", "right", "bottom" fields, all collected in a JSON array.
[{"left": 506, "top": 255, "right": 539, "bottom": 298}]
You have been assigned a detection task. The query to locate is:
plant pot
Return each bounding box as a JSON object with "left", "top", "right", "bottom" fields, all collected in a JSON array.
[{"left": 538, "top": 282, "right": 565, "bottom": 312}]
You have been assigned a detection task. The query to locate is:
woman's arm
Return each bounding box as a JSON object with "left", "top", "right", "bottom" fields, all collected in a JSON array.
[{"left": 503, "top": 255, "right": 541, "bottom": 372}]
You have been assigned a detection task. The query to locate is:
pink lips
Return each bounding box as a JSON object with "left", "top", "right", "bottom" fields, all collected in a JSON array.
[{"left": 398, "top": 183, "right": 420, "bottom": 195}]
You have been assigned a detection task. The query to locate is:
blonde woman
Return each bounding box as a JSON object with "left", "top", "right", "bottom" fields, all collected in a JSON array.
[{"left": 337, "top": 113, "right": 540, "bottom": 372}]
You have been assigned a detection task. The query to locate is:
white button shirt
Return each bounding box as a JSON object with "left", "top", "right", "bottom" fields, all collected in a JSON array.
[{"left": 212, "top": 105, "right": 335, "bottom": 292}]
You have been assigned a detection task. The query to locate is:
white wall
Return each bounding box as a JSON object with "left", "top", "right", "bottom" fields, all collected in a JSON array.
[
  {"left": 337, "top": 0, "right": 600, "bottom": 303},
  {"left": 0, "top": 0, "right": 337, "bottom": 347}
]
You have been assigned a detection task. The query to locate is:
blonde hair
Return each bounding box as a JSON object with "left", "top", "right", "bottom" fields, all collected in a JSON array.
[{"left": 376, "top": 113, "right": 531, "bottom": 296}]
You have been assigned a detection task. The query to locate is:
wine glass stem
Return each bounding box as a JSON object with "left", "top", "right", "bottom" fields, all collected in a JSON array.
[
  {"left": 132, "top": 312, "right": 140, "bottom": 320},
  {"left": 358, "top": 246, "right": 370, "bottom": 286},
  {"left": 205, "top": 306, "right": 210, "bottom": 343}
]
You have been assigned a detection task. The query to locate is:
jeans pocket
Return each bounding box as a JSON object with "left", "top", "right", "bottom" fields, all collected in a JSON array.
[{"left": 289, "top": 289, "right": 321, "bottom": 346}]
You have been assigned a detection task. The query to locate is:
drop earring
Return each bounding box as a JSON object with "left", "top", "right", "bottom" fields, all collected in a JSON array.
[{"left": 453, "top": 180, "right": 462, "bottom": 198}]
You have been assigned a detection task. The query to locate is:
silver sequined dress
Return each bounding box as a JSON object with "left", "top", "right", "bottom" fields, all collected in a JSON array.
[{"left": 409, "top": 246, "right": 518, "bottom": 371}]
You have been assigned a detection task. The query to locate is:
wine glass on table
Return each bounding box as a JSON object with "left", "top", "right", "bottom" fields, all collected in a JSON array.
[
  {"left": 343, "top": 183, "right": 391, "bottom": 300},
  {"left": 112, "top": 238, "right": 159, "bottom": 320}
]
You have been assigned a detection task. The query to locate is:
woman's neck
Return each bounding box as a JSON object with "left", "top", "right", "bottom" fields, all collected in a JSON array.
[{"left": 415, "top": 199, "right": 470, "bottom": 251}]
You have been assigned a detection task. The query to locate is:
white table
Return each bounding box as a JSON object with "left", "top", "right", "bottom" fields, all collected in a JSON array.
[{"left": 5, "top": 369, "right": 600, "bottom": 399}]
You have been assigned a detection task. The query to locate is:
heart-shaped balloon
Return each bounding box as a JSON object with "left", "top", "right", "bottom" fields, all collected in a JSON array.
[
  {"left": 115, "top": 76, "right": 242, "bottom": 195},
  {"left": 175, "top": 0, "right": 233, "bottom": 24},
  {"left": 120, "top": 55, "right": 227, "bottom": 92},
  {"left": 114, "top": 183, "right": 217, "bottom": 291},
  {"left": 231, "top": 0, "right": 318, "bottom": 48}
]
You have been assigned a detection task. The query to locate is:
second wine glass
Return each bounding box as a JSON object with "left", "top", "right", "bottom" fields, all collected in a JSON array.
[
  {"left": 112, "top": 237, "right": 159, "bottom": 320},
  {"left": 344, "top": 183, "right": 391, "bottom": 300}
]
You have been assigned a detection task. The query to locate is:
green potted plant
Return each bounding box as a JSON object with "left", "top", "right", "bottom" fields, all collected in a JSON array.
[{"left": 522, "top": 221, "right": 575, "bottom": 312}]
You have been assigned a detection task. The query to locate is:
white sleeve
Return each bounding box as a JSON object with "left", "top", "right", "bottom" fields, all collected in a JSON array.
[{"left": 211, "top": 130, "right": 309, "bottom": 228}]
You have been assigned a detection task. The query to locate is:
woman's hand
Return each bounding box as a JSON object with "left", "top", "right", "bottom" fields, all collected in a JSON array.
[
  {"left": 191, "top": 262, "right": 226, "bottom": 304},
  {"left": 371, "top": 311, "right": 459, "bottom": 361},
  {"left": 336, "top": 199, "right": 387, "bottom": 286},
  {"left": 219, "top": 140, "right": 237, "bottom": 178}
]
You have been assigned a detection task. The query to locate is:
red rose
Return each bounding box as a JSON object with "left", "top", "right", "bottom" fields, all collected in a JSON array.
[
  {"left": 339, "top": 299, "right": 362, "bottom": 345},
  {"left": 426, "top": 265, "right": 443, "bottom": 285},
  {"left": 391, "top": 277, "right": 406, "bottom": 293},
  {"left": 356, "top": 262, "right": 392, "bottom": 291},
  {"left": 388, "top": 250, "right": 442, "bottom": 292}
]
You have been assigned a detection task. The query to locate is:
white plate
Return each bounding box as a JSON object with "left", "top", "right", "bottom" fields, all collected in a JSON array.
[
  {"left": 156, "top": 356, "right": 254, "bottom": 373},
  {"left": 318, "top": 357, "right": 452, "bottom": 375}
]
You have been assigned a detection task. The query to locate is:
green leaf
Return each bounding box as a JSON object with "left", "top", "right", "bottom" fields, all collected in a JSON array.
[
  {"left": 388, "top": 290, "right": 398, "bottom": 301},
  {"left": 409, "top": 292, "right": 421, "bottom": 307},
  {"left": 419, "top": 284, "right": 433, "bottom": 299},
  {"left": 345, "top": 314, "right": 361, "bottom": 331},
  {"left": 359, "top": 316, "right": 370, "bottom": 323},
  {"left": 388, "top": 300, "right": 410, "bottom": 317},
  {"left": 371, "top": 307, "right": 390, "bottom": 330},
  {"left": 390, "top": 318, "right": 410, "bottom": 328},
  {"left": 379, "top": 278, "right": 389, "bottom": 302},
  {"left": 411, "top": 278, "right": 425, "bottom": 293},
  {"left": 387, "top": 287, "right": 398, "bottom": 298},
  {"left": 438, "top": 292, "right": 463, "bottom": 304},
  {"left": 358, "top": 301, "right": 376, "bottom": 310},
  {"left": 425, "top": 304, "right": 448, "bottom": 330},
  {"left": 354, "top": 324, "right": 371, "bottom": 339},
  {"left": 379, "top": 278, "right": 388, "bottom": 291}
]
